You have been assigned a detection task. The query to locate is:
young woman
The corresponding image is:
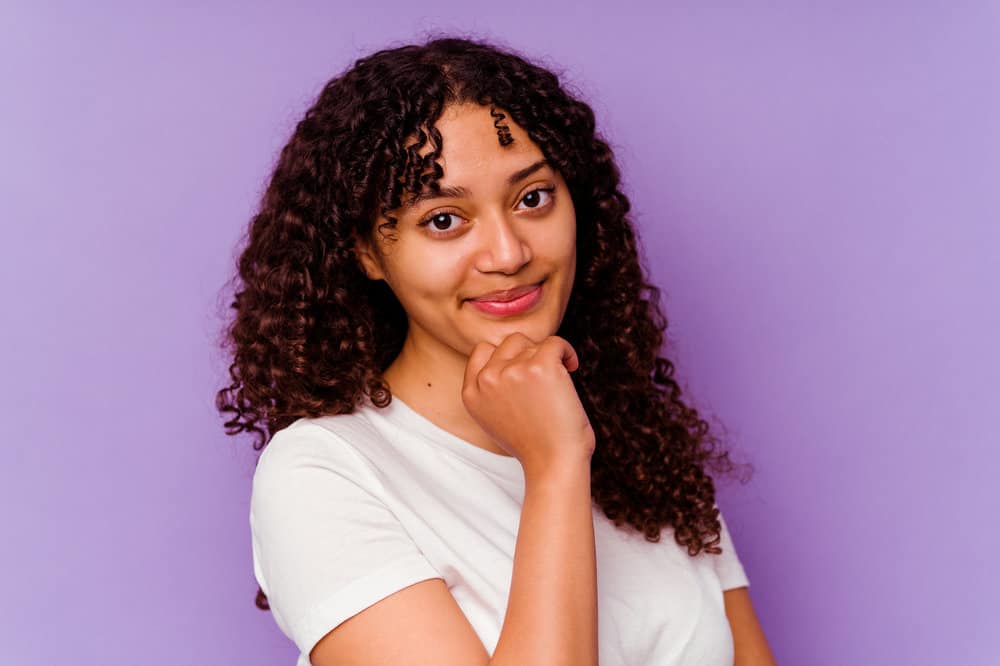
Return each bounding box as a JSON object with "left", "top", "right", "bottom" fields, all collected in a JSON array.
[{"left": 217, "top": 35, "right": 776, "bottom": 666}]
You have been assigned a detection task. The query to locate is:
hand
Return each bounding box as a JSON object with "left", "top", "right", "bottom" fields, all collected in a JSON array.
[{"left": 461, "top": 333, "right": 595, "bottom": 478}]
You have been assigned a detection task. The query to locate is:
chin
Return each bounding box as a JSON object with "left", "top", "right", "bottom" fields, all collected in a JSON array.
[{"left": 479, "top": 318, "right": 559, "bottom": 347}]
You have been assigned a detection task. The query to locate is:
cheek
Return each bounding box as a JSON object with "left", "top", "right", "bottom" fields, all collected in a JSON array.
[
  {"left": 394, "top": 250, "right": 467, "bottom": 304},
  {"left": 542, "top": 214, "right": 578, "bottom": 264}
]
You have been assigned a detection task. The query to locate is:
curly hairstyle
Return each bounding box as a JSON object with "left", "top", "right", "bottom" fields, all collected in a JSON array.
[{"left": 216, "top": 34, "right": 750, "bottom": 611}]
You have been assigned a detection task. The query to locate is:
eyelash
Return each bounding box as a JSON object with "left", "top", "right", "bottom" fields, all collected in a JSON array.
[{"left": 416, "top": 186, "right": 557, "bottom": 237}]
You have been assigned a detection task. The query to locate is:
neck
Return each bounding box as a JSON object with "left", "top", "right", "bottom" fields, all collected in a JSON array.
[{"left": 381, "top": 329, "right": 512, "bottom": 457}]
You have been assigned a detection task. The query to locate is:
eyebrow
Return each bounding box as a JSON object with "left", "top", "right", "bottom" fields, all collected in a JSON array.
[{"left": 404, "top": 158, "right": 552, "bottom": 208}]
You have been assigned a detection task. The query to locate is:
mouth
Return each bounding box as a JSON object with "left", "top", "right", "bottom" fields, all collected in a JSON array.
[
  {"left": 467, "top": 280, "right": 545, "bottom": 316},
  {"left": 471, "top": 280, "right": 544, "bottom": 303}
]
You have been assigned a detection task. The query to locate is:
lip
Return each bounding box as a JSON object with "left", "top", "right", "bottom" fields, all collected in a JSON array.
[
  {"left": 468, "top": 281, "right": 544, "bottom": 316},
  {"left": 471, "top": 281, "right": 544, "bottom": 303}
]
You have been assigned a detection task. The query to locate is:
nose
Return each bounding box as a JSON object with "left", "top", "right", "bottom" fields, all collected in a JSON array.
[{"left": 474, "top": 212, "right": 532, "bottom": 275}]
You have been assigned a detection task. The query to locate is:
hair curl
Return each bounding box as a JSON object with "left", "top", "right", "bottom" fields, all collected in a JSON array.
[{"left": 217, "top": 34, "right": 750, "bottom": 611}]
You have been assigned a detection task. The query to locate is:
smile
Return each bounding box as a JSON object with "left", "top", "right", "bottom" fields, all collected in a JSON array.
[{"left": 468, "top": 282, "right": 544, "bottom": 316}]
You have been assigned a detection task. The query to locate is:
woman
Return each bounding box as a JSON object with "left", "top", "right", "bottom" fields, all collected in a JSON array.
[{"left": 217, "top": 35, "right": 776, "bottom": 665}]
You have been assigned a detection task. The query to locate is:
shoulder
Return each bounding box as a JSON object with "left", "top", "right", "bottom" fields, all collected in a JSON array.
[
  {"left": 711, "top": 508, "right": 751, "bottom": 591},
  {"left": 260, "top": 409, "right": 383, "bottom": 463},
  {"left": 252, "top": 410, "right": 386, "bottom": 496}
]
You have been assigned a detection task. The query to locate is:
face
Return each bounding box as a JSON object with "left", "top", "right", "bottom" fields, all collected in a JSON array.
[{"left": 355, "top": 102, "right": 577, "bottom": 358}]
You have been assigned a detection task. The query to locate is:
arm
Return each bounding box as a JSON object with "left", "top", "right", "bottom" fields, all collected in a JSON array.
[
  {"left": 310, "top": 335, "right": 599, "bottom": 665},
  {"left": 724, "top": 586, "right": 778, "bottom": 666},
  {"left": 309, "top": 461, "right": 598, "bottom": 666},
  {"left": 491, "top": 462, "right": 598, "bottom": 665}
]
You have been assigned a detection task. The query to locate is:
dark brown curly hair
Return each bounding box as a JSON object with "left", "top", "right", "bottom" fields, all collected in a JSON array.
[{"left": 217, "top": 34, "right": 750, "bottom": 611}]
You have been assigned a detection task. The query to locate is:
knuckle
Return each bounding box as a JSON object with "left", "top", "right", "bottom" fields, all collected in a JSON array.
[
  {"left": 543, "top": 335, "right": 566, "bottom": 350},
  {"left": 479, "top": 368, "right": 501, "bottom": 387},
  {"left": 499, "top": 365, "right": 524, "bottom": 382},
  {"left": 504, "top": 332, "right": 532, "bottom": 347}
]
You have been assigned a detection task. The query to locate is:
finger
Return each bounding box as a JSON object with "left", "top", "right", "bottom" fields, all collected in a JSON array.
[
  {"left": 463, "top": 341, "right": 496, "bottom": 394},
  {"left": 539, "top": 335, "right": 580, "bottom": 373},
  {"left": 490, "top": 331, "right": 536, "bottom": 362}
]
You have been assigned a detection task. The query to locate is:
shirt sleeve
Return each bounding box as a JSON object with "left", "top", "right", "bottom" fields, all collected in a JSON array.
[
  {"left": 249, "top": 420, "right": 443, "bottom": 657},
  {"left": 713, "top": 509, "right": 750, "bottom": 590}
]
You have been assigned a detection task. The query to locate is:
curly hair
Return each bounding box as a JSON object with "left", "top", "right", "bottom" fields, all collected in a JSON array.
[{"left": 216, "top": 34, "right": 750, "bottom": 611}]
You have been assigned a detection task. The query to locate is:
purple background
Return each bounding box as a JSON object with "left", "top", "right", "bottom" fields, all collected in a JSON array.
[{"left": 3, "top": 2, "right": 997, "bottom": 664}]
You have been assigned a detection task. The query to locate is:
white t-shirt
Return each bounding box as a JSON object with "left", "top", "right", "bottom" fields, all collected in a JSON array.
[{"left": 250, "top": 395, "right": 750, "bottom": 666}]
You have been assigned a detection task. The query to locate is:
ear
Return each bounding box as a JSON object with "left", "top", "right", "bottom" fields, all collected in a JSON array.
[{"left": 352, "top": 232, "right": 386, "bottom": 281}]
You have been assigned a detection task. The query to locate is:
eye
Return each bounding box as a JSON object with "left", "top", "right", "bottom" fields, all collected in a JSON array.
[
  {"left": 417, "top": 211, "right": 464, "bottom": 235},
  {"left": 415, "top": 186, "right": 557, "bottom": 238},
  {"left": 517, "top": 186, "right": 556, "bottom": 210}
]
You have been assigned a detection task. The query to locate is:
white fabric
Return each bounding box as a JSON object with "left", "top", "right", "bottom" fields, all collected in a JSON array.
[{"left": 250, "top": 395, "right": 750, "bottom": 666}]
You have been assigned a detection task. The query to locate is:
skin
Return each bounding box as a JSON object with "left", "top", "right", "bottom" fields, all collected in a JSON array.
[
  {"left": 354, "top": 101, "right": 579, "bottom": 457},
  {"left": 726, "top": 587, "right": 778, "bottom": 664},
  {"left": 352, "top": 101, "right": 776, "bottom": 663}
]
